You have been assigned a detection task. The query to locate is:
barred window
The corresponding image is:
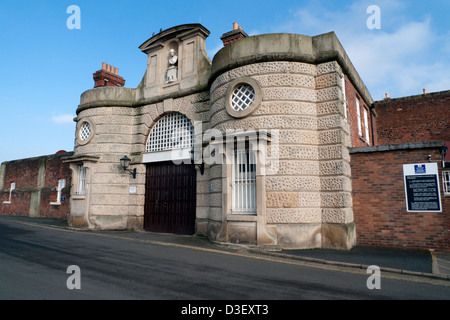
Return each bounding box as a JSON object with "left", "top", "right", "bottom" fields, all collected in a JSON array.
[
  {"left": 231, "top": 84, "right": 255, "bottom": 111},
  {"left": 232, "top": 150, "right": 257, "bottom": 214},
  {"left": 77, "top": 165, "right": 86, "bottom": 196},
  {"left": 146, "top": 113, "right": 193, "bottom": 152},
  {"left": 79, "top": 122, "right": 91, "bottom": 141},
  {"left": 443, "top": 171, "right": 450, "bottom": 195}
]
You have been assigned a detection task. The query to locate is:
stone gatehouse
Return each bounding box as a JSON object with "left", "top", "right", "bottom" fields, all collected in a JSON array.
[{"left": 62, "top": 23, "right": 376, "bottom": 250}]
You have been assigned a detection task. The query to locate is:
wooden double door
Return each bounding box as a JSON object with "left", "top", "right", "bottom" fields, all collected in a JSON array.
[{"left": 144, "top": 162, "right": 197, "bottom": 235}]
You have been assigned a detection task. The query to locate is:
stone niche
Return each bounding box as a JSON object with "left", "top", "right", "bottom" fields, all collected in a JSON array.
[{"left": 137, "top": 24, "right": 212, "bottom": 101}]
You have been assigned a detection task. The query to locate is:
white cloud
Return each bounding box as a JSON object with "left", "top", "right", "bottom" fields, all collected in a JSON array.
[
  {"left": 269, "top": 0, "right": 449, "bottom": 100},
  {"left": 51, "top": 114, "right": 75, "bottom": 124}
]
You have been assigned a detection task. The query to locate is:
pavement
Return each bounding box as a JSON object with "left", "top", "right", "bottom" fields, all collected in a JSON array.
[{"left": 1, "top": 215, "right": 449, "bottom": 281}]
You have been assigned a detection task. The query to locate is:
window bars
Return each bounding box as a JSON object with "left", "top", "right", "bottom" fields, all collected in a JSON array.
[
  {"left": 232, "top": 150, "right": 257, "bottom": 214},
  {"left": 146, "top": 113, "right": 194, "bottom": 153},
  {"left": 77, "top": 165, "right": 86, "bottom": 196},
  {"left": 231, "top": 84, "right": 255, "bottom": 111},
  {"left": 443, "top": 171, "right": 450, "bottom": 195},
  {"left": 79, "top": 122, "right": 91, "bottom": 141}
]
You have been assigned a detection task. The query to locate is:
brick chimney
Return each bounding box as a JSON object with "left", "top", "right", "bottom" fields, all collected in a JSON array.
[
  {"left": 220, "top": 22, "right": 248, "bottom": 46},
  {"left": 93, "top": 62, "right": 126, "bottom": 88}
]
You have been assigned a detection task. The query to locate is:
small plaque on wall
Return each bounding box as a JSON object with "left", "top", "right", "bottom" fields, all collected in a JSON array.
[
  {"left": 129, "top": 186, "right": 137, "bottom": 194},
  {"left": 403, "top": 163, "right": 442, "bottom": 212}
]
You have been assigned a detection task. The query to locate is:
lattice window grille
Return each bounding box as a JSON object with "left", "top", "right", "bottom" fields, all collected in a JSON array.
[
  {"left": 79, "top": 122, "right": 91, "bottom": 141},
  {"left": 146, "top": 113, "right": 194, "bottom": 152},
  {"left": 232, "top": 150, "right": 257, "bottom": 214},
  {"left": 231, "top": 84, "right": 255, "bottom": 111}
]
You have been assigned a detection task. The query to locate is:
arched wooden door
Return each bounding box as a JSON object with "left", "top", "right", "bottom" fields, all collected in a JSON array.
[{"left": 143, "top": 113, "right": 197, "bottom": 235}]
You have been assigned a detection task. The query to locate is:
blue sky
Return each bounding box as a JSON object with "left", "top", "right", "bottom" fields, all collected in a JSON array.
[{"left": 0, "top": 0, "right": 449, "bottom": 162}]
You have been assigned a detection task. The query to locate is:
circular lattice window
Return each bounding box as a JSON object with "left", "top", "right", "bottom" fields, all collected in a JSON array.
[
  {"left": 77, "top": 119, "right": 94, "bottom": 145},
  {"left": 226, "top": 77, "right": 262, "bottom": 118},
  {"left": 231, "top": 84, "right": 255, "bottom": 111},
  {"left": 79, "top": 122, "right": 91, "bottom": 141}
]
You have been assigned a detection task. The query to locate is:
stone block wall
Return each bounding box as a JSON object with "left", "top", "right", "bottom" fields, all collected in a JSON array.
[
  {"left": 72, "top": 89, "right": 211, "bottom": 231},
  {"left": 208, "top": 60, "right": 355, "bottom": 249}
]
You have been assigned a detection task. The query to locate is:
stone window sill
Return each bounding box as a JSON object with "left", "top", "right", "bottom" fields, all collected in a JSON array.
[{"left": 227, "top": 214, "right": 257, "bottom": 222}]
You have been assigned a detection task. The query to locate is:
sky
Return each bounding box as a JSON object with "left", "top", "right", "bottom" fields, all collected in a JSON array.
[{"left": 0, "top": 0, "right": 449, "bottom": 163}]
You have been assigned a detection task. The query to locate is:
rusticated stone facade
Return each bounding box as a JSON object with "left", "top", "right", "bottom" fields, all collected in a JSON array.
[{"left": 63, "top": 23, "right": 375, "bottom": 250}]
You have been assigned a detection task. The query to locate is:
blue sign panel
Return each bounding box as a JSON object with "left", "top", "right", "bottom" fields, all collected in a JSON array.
[{"left": 414, "top": 165, "right": 426, "bottom": 174}]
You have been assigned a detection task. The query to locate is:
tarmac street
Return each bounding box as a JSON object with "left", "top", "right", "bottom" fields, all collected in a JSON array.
[{"left": 0, "top": 215, "right": 449, "bottom": 302}]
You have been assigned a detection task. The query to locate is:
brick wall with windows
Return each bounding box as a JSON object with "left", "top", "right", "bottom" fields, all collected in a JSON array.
[
  {"left": 375, "top": 90, "right": 450, "bottom": 145},
  {"left": 350, "top": 144, "right": 449, "bottom": 252},
  {"left": 343, "top": 75, "right": 377, "bottom": 147},
  {"left": 0, "top": 152, "right": 73, "bottom": 219}
]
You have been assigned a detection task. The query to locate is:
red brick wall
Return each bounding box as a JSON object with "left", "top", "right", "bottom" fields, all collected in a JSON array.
[
  {"left": 1, "top": 152, "right": 73, "bottom": 219},
  {"left": 4, "top": 157, "right": 41, "bottom": 189},
  {"left": 350, "top": 146, "right": 449, "bottom": 252},
  {"left": 344, "top": 75, "right": 376, "bottom": 147},
  {"left": 375, "top": 90, "right": 450, "bottom": 145},
  {"left": 93, "top": 69, "right": 126, "bottom": 88},
  {"left": 40, "top": 154, "right": 72, "bottom": 219}
]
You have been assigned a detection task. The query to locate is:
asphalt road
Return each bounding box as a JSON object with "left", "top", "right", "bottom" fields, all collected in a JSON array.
[{"left": 0, "top": 217, "right": 449, "bottom": 305}]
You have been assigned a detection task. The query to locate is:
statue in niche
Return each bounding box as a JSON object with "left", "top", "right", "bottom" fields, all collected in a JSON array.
[{"left": 166, "top": 49, "right": 178, "bottom": 83}]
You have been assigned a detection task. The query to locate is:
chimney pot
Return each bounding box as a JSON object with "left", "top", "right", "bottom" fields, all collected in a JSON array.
[
  {"left": 233, "top": 22, "right": 238, "bottom": 30},
  {"left": 423, "top": 88, "right": 427, "bottom": 94},
  {"left": 115, "top": 68, "right": 119, "bottom": 75},
  {"left": 102, "top": 62, "right": 106, "bottom": 70},
  {"left": 385, "top": 93, "right": 390, "bottom": 99}
]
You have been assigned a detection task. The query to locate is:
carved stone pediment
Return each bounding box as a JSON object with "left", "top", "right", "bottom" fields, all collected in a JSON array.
[{"left": 137, "top": 24, "right": 212, "bottom": 100}]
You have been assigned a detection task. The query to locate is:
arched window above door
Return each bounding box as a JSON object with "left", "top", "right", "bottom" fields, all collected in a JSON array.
[{"left": 146, "top": 113, "right": 194, "bottom": 153}]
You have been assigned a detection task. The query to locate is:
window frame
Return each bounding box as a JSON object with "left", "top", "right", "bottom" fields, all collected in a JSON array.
[
  {"left": 225, "top": 77, "right": 262, "bottom": 118},
  {"left": 232, "top": 149, "right": 257, "bottom": 214},
  {"left": 146, "top": 113, "right": 194, "bottom": 153},
  {"left": 363, "top": 107, "right": 370, "bottom": 144},
  {"left": 443, "top": 171, "right": 450, "bottom": 196},
  {"left": 77, "top": 165, "right": 86, "bottom": 196},
  {"left": 9, "top": 182, "right": 16, "bottom": 202},
  {"left": 356, "top": 97, "right": 362, "bottom": 137},
  {"left": 76, "top": 118, "right": 95, "bottom": 146},
  {"left": 57, "top": 179, "right": 66, "bottom": 203}
]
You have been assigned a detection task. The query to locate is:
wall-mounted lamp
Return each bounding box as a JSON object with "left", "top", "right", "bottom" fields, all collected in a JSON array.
[
  {"left": 120, "top": 155, "right": 136, "bottom": 179},
  {"left": 190, "top": 149, "right": 205, "bottom": 175}
]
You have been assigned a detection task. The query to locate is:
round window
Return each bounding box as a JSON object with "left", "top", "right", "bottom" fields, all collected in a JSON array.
[
  {"left": 79, "top": 122, "right": 91, "bottom": 141},
  {"left": 225, "top": 77, "right": 262, "bottom": 118},
  {"left": 231, "top": 84, "right": 255, "bottom": 111}
]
